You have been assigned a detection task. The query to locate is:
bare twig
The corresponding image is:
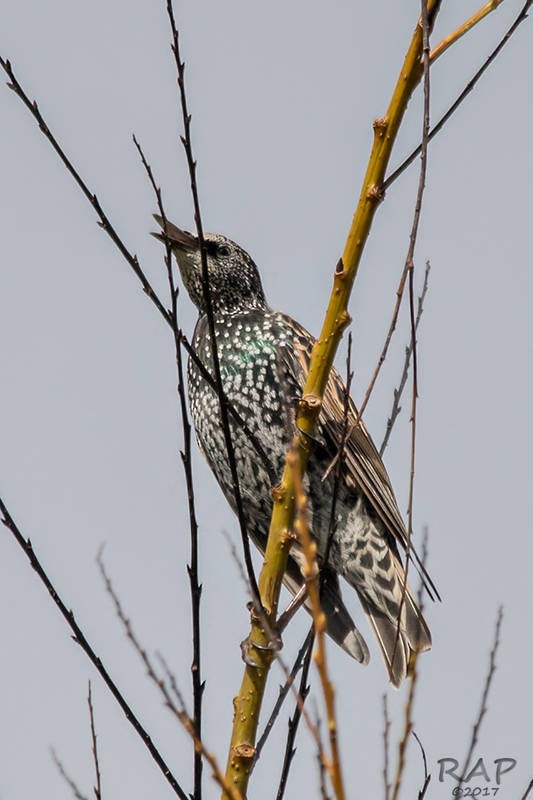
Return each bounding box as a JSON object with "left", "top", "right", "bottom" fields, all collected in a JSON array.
[
  {"left": 0, "top": 498, "right": 188, "bottom": 800},
  {"left": 275, "top": 629, "right": 315, "bottom": 800},
  {"left": 390, "top": 645, "right": 422, "bottom": 800},
  {"left": 132, "top": 133, "right": 204, "bottom": 800},
  {"left": 0, "top": 57, "right": 275, "bottom": 495},
  {"left": 51, "top": 749, "right": 90, "bottom": 800},
  {"left": 383, "top": 0, "right": 533, "bottom": 191},
  {"left": 163, "top": 0, "right": 259, "bottom": 602},
  {"left": 390, "top": 0, "right": 432, "bottom": 671},
  {"left": 412, "top": 730, "right": 431, "bottom": 800},
  {"left": 382, "top": 695, "right": 391, "bottom": 800},
  {"left": 290, "top": 450, "right": 345, "bottom": 800},
  {"left": 315, "top": 714, "right": 332, "bottom": 800},
  {"left": 0, "top": 57, "right": 170, "bottom": 326},
  {"left": 324, "top": 334, "right": 354, "bottom": 569},
  {"left": 96, "top": 550, "right": 242, "bottom": 800},
  {"left": 430, "top": 1, "right": 505, "bottom": 64},
  {"left": 379, "top": 261, "right": 431, "bottom": 457},
  {"left": 254, "top": 626, "right": 314, "bottom": 764},
  {"left": 87, "top": 683, "right": 102, "bottom": 800},
  {"left": 457, "top": 607, "right": 504, "bottom": 789},
  {"left": 391, "top": 528, "right": 430, "bottom": 800}
]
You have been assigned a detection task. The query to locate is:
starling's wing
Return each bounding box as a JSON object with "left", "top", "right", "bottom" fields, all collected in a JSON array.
[{"left": 278, "top": 314, "right": 438, "bottom": 600}]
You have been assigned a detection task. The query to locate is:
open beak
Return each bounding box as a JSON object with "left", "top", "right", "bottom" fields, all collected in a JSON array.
[{"left": 152, "top": 214, "right": 198, "bottom": 250}]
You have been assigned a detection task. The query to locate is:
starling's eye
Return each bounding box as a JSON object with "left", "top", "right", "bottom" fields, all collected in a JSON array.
[{"left": 218, "top": 244, "right": 230, "bottom": 257}]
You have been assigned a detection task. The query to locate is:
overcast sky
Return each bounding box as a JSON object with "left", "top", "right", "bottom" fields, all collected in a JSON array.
[{"left": 1, "top": 2, "right": 532, "bottom": 799}]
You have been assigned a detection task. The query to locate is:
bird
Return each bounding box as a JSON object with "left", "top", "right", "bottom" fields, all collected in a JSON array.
[{"left": 153, "top": 215, "right": 436, "bottom": 686}]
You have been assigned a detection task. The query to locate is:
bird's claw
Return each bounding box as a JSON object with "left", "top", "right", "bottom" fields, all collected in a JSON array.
[{"left": 240, "top": 632, "right": 282, "bottom": 668}]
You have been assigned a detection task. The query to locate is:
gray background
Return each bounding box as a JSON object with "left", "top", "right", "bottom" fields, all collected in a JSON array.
[{"left": 1, "top": 2, "right": 531, "bottom": 798}]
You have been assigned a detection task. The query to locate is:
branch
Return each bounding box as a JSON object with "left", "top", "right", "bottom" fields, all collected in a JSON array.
[
  {"left": 51, "top": 749, "right": 90, "bottom": 800},
  {"left": 384, "top": 0, "right": 533, "bottom": 191},
  {"left": 223, "top": 5, "right": 443, "bottom": 795},
  {"left": 391, "top": 528, "right": 430, "bottom": 800},
  {"left": 274, "top": 629, "right": 315, "bottom": 800},
  {"left": 521, "top": 779, "right": 533, "bottom": 800},
  {"left": 0, "top": 497, "right": 189, "bottom": 800},
  {"left": 379, "top": 261, "right": 431, "bottom": 457},
  {"left": 290, "top": 447, "right": 345, "bottom": 800},
  {"left": 253, "top": 627, "right": 314, "bottom": 766},
  {"left": 382, "top": 695, "right": 391, "bottom": 800},
  {"left": 132, "top": 133, "right": 204, "bottom": 800},
  {"left": 391, "top": 0, "right": 432, "bottom": 671},
  {"left": 163, "top": 0, "right": 259, "bottom": 602},
  {"left": 457, "top": 607, "right": 504, "bottom": 790},
  {"left": 412, "top": 730, "right": 431, "bottom": 800},
  {"left": 0, "top": 57, "right": 170, "bottom": 326},
  {"left": 88, "top": 683, "right": 103, "bottom": 800},
  {"left": 96, "top": 550, "right": 242, "bottom": 800},
  {"left": 430, "top": 1, "right": 505, "bottom": 64}
]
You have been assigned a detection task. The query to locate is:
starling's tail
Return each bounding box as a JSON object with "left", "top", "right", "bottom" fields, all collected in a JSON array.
[
  {"left": 358, "top": 587, "right": 431, "bottom": 687},
  {"left": 283, "top": 565, "right": 369, "bottom": 664}
]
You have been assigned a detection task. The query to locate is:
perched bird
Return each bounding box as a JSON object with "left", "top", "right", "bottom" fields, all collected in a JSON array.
[{"left": 154, "top": 215, "right": 435, "bottom": 686}]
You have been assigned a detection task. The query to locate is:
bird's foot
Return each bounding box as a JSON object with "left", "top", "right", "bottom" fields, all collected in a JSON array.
[
  {"left": 240, "top": 602, "right": 282, "bottom": 667},
  {"left": 239, "top": 633, "right": 283, "bottom": 667}
]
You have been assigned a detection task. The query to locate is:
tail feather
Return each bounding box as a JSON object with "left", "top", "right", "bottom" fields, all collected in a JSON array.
[{"left": 358, "top": 588, "right": 431, "bottom": 687}]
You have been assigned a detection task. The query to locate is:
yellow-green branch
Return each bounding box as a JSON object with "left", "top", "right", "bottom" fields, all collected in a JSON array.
[
  {"left": 291, "top": 448, "right": 345, "bottom": 799},
  {"left": 430, "top": 0, "right": 504, "bottom": 64},
  {"left": 223, "top": 4, "right": 442, "bottom": 797}
]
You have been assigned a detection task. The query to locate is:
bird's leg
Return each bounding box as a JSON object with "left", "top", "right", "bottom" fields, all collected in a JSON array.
[{"left": 240, "top": 584, "right": 308, "bottom": 667}]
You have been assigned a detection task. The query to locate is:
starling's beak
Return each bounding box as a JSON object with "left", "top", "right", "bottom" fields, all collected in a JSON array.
[{"left": 151, "top": 214, "right": 198, "bottom": 251}]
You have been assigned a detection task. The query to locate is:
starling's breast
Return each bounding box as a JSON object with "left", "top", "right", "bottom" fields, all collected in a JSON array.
[{"left": 187, "top": 310, "right": 298, "bottom": 522}]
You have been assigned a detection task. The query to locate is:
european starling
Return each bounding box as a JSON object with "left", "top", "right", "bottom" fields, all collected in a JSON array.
[{"left": 154, "top": 216, "right": 434, "bottom": 686}]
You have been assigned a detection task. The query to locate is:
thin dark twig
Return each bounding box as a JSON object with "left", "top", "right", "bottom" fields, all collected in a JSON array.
[
  {"left": 0, "top": 498, "right": 188, "bottom": 800},
  {"left": 343, "top": 0, "right": 533, "bottom": 495},
  {"left": 324, "top": 333, "right": 354, "bottom": 571},
  {"left": 418, "top": 774, "right": 431, "bottom": 800},
  {"left": 254, "top": 626, "right": 314, "bottom": 763},
  {"left": 521, "top": 779, "right": 533, "bottom": 800},
  {"left": 51, "top": 749, "right": 90, "bottom": 800},
  {"left": 383, "top": 0, "right": 533, "bottom": 192},
  {"left": 275, "top": 629, "right": 315, "bottom": 800},
  {"left": 411, "top": 730, "right": 431, "bottom": 800},
  {"left": 382, "top": 695, "right": 391, "bottom": 800},
  {"left": 457, "top": 607, "right": 504, "bottom": 790},
  {"left": 0, "top": 57, "right": 170, "bottom": 326},
  {"left": 132, "top": 133, "right": 204, "bottom": 800},
  {"left": 391, "top": 13, "right": 432, "bottom": 794},
  {"left": 180, "top": 333, "right": 277, "bottom": 483},
  {"left": 87, "top": 683, "right": 102, "bottom": 800},
  {"left": 164, "top": 0, "right": 259, "bottom": 602},
  {"left": 391, "top": 529, "right": 430, "bottom": 800},
  {"left": 95, "top": 551, "right": 242, "bottom": 800},
  {"left": 391, "top": 0, "right": 432, "bottom": 672},
  {"left": 0, "top": 57, "right": 276, "bottom": 496},
  {"left": 379, "top": 261, "right": 431, "bottom": 457}
]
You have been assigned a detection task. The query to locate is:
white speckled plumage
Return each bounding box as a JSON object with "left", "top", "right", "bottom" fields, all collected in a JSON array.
[{"left": 154, "top": 215, "right": 435, "bottom": 686}]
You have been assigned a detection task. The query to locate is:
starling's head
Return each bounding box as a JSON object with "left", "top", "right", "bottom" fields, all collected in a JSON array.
[{"left": 153, "top": 215, "right": 267, "bottom": 315}]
